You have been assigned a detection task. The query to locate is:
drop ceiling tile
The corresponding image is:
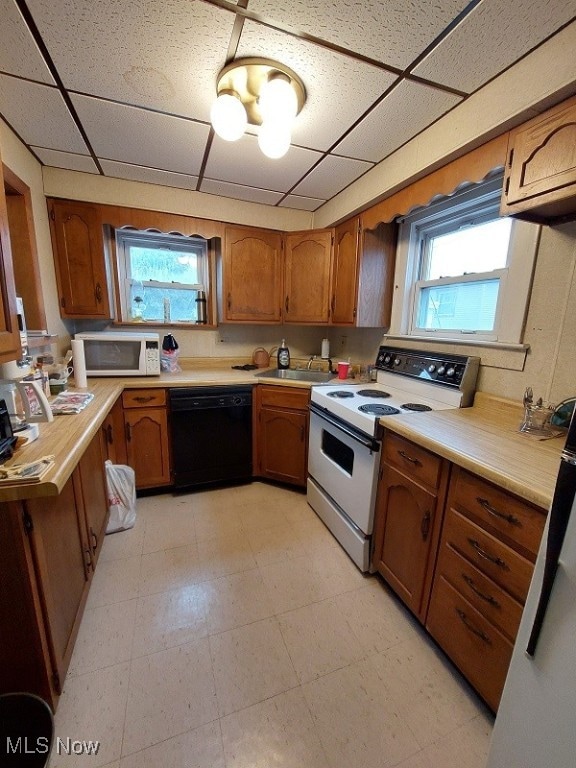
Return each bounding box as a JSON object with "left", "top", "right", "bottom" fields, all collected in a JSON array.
[
  {"left": 0, "top": 75, "right": 88, "bottom": 152},
  {"left": 413, "top": 0, "right": 576, "bottom": 93},
  {"left": 0, "top": 1, "right": 55, "bottom": 83},
  {"left": 204, "top": 132, "right": 321, "bottom": 192},
  {"left": 246, "top": 0, "right": 470, "bottom": 69},
  {"left": 31, "top": 147, "right": 99, "bottom": 174},
  {"left": 334, "top": 80, "right": 462, "bottom": 163},
  {"left": 100, "top": 160, "right": 198, "bottom": 190},
  {"left": 279, "top": 195, "right": 325, "bottom": 212},
  {"left": 291, "top": 154, "right": 372, "bottom": 199},
  {"left": 200, "top": 178, "right": 284, "bottom": 206},
  {"left": 70, "top": 95, "right": 210, "bottom": 176},
  {"left": 237, "top": 20, "right": 398, "bottom": 152},
  {"left": 26, "top": 0, "right": 235, "bottom": 121}
]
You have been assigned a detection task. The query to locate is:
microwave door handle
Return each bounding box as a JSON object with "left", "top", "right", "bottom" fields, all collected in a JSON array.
[{"left": 526, "top": 456, "right": 576, "bottom": 657}]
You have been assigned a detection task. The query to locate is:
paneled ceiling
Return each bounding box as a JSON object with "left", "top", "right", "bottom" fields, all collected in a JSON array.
[{"left": 1, "top": 0, "right": 575, "bottom": 212}]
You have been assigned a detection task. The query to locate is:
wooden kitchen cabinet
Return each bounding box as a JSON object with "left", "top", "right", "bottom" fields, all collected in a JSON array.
[
  {"left": 372, "top": 432, "right": 449, "bottom": 621},
  {"left": 426, "top": 466, "right": 546, "bottom": 711},
  {"left": 254, "top": 385, "right": 310, "bottom": 487},
  {"left": 101, "top": 395, "right": 128, "bottom": 465},
  {"left": 76, "top": 427, "right": 109, "bottom": 566},
  {"left": 332, "top": 217, "right": 397, "bottom": 327},
  {"left": 0, "top": 430, "right": 108, "bottom": 709},
  {"left": 48, "top": 198, "right": 113, "bottom": 319},
  {"left": 122, "top": 388, "right": 171, "bottom": 489},
  {"left": 222, "top": 225, "right": 283, "bottom": 322},
  {"left": 500, "top": 93, "right": 576, "bottom": 223},
  {"left": 0, "top": 157, "right": 24, "bottom": 361},
  {"left": 284, "top": 230, "right": 333, "bottom": 324}
]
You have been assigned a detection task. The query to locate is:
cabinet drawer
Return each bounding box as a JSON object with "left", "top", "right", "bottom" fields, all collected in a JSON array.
[
  {"left": 451, "top": 468, "right": 545, "bottom": 556},
  {"left": 443, "top": 507, "right": 534, "bottom": 603},
  {"left": 435, "top": 539, "right": 524, "bottom": 641},
  {"left": 259, "top": 385, "right": 309, "bottom": 410},
  {"left": 427, "top": 573, "right": 513, "bottom": 711},
  {"left": 383, "top": 432, "right": 443, "bottom": 490},
  {"left": 122, "top": 388, "right": 167, "bottom": 408}
]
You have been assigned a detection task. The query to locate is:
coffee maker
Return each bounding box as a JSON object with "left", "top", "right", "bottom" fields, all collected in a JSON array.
[{"left": 0, "top": 360, "right": 54, "bottom": 429}]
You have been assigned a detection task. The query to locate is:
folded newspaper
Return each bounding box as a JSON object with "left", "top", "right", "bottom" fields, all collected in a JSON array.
[
  {"left": 0, "top": 455, "right": 55, "bottom": 484},
  {"left": 50, "top": 391, "right": 94, "bottom": 415}
]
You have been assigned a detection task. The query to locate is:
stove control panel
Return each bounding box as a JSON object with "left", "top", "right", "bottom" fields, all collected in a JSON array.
[{"left": 375, "top": 346, "right": 479, "bottom": 392}]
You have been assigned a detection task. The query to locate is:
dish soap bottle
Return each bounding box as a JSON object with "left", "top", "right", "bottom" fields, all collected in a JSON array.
[{"left": 277, "top": 339, "right": 290, "bottom": 370}]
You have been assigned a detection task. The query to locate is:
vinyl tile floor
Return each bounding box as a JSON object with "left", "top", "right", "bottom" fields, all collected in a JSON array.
[{"left": 50, "top": 482, "right": 494, "bottom": 768}]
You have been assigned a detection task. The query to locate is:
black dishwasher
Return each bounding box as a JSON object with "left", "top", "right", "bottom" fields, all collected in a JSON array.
[{"left": 169, "top": 386, "right": 253, "bottom": 489}]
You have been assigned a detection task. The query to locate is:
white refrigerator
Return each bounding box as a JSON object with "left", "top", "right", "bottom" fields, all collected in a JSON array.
[{"left": 487, "top": 408, "right": 576, "bottom": 767}]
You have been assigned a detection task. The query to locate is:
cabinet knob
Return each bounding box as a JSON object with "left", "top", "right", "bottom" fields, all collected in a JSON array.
[
  {"left": 420, "top": 511, "right": 431, "bottom": 541},
  {"left": 125, "top": 422, "right": 132, "bottom": 442},
  {"left": 95, "top": 283, "right": 103, "bottom": 303}
]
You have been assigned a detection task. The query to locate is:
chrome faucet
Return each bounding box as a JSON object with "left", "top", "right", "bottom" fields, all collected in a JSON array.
[{"left": 307, "top": 355, "right": 316, "bottom": 370}]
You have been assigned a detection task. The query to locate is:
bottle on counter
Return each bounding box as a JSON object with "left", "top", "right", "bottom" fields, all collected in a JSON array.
[{"left": 277, "top": 339, "right": 290, "bottom": 369}]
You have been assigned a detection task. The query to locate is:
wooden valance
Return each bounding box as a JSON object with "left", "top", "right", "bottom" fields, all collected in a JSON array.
[{"left": 361, "top": 133, "right": 509, "bottom": 230}]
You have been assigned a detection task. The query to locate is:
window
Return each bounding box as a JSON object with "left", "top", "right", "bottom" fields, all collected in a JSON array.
[
  {"left": 390, "top": 176, "right": 540, "bottom": 345},
  {"left": 115, "top": 229, "right": 209, "bottom": 324}
]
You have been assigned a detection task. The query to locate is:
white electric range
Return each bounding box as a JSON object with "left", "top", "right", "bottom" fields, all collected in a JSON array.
[{"left": 307, "top": 346, "right": 480, "bottom": 571}]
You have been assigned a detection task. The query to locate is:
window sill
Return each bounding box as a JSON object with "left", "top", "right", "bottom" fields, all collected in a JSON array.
[
  {"left": 112, "top": 321, "right": 217, "bottom": 330},
  {"left": 385, "top": 334, "right": 529, "bottom": 352}
]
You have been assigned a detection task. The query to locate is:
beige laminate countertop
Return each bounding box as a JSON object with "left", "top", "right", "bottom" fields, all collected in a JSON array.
[
  {"left": 378, "top": 392, "right": 563, "bottom": 510},
  {"left": 0, "top": 365, "right": 323, "bottom": 502}
]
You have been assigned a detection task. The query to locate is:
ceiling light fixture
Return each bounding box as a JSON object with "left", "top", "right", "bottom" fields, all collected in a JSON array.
[{"left": 211, "top": 57, "right": 306, "bottom": 159}]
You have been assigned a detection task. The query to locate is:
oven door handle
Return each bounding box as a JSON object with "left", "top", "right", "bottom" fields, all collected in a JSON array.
[{"left": 309, "top": 402, "right": 380, "bottom": 452}]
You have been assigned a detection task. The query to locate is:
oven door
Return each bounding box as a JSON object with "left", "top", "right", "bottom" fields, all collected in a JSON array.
[{"left": 308, "top": 404, "right": 380, "bottom": 535}]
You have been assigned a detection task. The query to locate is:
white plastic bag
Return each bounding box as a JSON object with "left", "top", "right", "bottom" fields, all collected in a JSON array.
[{"left": 105, "top": 460, "right": 137, "bottom": 533}]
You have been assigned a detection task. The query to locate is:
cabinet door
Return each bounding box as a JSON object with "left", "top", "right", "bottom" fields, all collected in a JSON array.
[
  {"left": 0, "top": 161, "right": 23, "bottom": 360},
  {"left": 284, "top": 230, "right": 333, "bottom": 324},
  {"left": 331, "top": 218, "right": 360, "bottom": 325},
  {"left": 373, "top": 464, "right": 442, "bottom": 620},
  {"left": 257, "top": 406, "right": 308, "bottom": 487},
  {"left": 48, "top": 198, "right": 112, "bottom": 318},
  {"left": 223, "top": 226, "right": 283, "bottom": 322},
  {"left": 102, "top": 396, "right": 128, "bottom": 465},
  {"left": 26, "top": 476, "right": 91, "bottom": 693},
  {"left": 77, "top": 430, "right": 109, "bottom": 566},
  {"left": 124, "top": 407, "right": 171, "bottom": 488},
  {"left": 504, "top": 95, "right": 576, "bottom": 209}
]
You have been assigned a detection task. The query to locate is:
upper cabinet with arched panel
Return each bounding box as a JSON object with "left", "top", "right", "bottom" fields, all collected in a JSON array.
[{"left": 501, "top": 94, "right": 576, "bottom": 223}]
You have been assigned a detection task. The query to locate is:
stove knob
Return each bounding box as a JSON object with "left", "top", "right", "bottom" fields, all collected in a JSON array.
[
  {"left": 427, "top": 364, "right": 436, "bottom": 373},
  {"left": 394, "top": 357, "right": 402, "bottom": 366},
  {"left": 383, "top": 353, "right": 392, "bottom": 364},
  {"left": 437, "top": 365, "right": 446, "bottom": 375},
  {"left": 446, "top": 367, "right": 455, "bottom": 378}
]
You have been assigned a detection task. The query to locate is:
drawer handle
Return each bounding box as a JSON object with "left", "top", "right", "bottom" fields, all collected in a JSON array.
[
  {"left": 134, "top": 395, "right": 154, "bottom": 403},
  {"left": 456, "top": 608, "right": 492, "bottom": 645},
  {"left": 461, "top": 573, "right": 500, "bottom": 608},
  {"left": 398, "top": 450, "right": 422, "bottom": 467},
  {"left": 467, "top": 538, "right": 509, "bottom": 570},
  {"left": 476, "top": 496, "right": 521, "bottom": 527},
  {"left": 106, "top": 424, "right": 113, "bottom": 444},
  {"left": 90, "top": 527, "right": 98, "bottom": 554},
  {"left": 421, "top": 511, "right": 431, "bottom": 541},
  {"left": 95, "top": 282, "right": 103, "bottom": 303}
]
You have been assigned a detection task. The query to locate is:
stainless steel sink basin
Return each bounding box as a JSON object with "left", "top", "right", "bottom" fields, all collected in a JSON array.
[{"left": 254, "top": 368, "right": 335, "bottom": 383}]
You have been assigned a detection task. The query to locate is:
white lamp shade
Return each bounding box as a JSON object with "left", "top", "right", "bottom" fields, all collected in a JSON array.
[
  {"left": 258, "top": 121, "right": 291, "bottom": 159},
  {"left": 259, "top": 76, "right": 298, "bottom": 124},
  {"left": 210, "top": 93, "right": 247, "bottom": 141}
]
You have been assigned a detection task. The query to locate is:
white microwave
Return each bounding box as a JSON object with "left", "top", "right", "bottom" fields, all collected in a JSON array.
[{"left": 75, "top": 332, "right": 161, "bottom": 377}]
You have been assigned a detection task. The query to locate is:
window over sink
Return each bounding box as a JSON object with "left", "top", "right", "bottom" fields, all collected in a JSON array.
[
  {"left": 390, "top": 176, "right": 540, "bottom": 345},
  {"left": 115, "top": 229, "right": 209, "bottom": 324}
]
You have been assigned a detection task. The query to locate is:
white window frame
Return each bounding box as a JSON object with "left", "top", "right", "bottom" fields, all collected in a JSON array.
[
  {"left": 115, "top": 229, "right": 209, "bottom": 323},
  {"left": 390, "top": 176, "right": 541, "bottom": 346}
]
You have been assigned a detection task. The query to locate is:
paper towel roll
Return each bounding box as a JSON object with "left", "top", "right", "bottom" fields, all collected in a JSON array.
[
  {"left": 71, "top": 339, "right": 88, "bottom": 388},
  {"left": 321, "top": 338, "right": 330, "bottom": 359}
]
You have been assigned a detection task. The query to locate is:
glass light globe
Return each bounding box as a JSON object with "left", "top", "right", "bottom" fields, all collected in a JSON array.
[
  {"left": 210, "top": 92, "right": 247, "bottom": 141},
  {"left": 259, "top": 76, "right": 298, "bottom": 124},
  {"left": 258, "top": 121, "right": 291, "bottom": 159}
]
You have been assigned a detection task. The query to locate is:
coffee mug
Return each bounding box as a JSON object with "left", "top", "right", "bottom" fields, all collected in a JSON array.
[
  {"left": 337, "top": 361, "right": 350, "bottom": 379},
  {"left": 48, "top": 363, "right": 73, "bottom": 381}
]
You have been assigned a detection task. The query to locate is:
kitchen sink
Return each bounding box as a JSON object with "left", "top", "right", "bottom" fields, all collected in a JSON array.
[{"left": 254, "top": 368, "right": 335, "bottom": 383}]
